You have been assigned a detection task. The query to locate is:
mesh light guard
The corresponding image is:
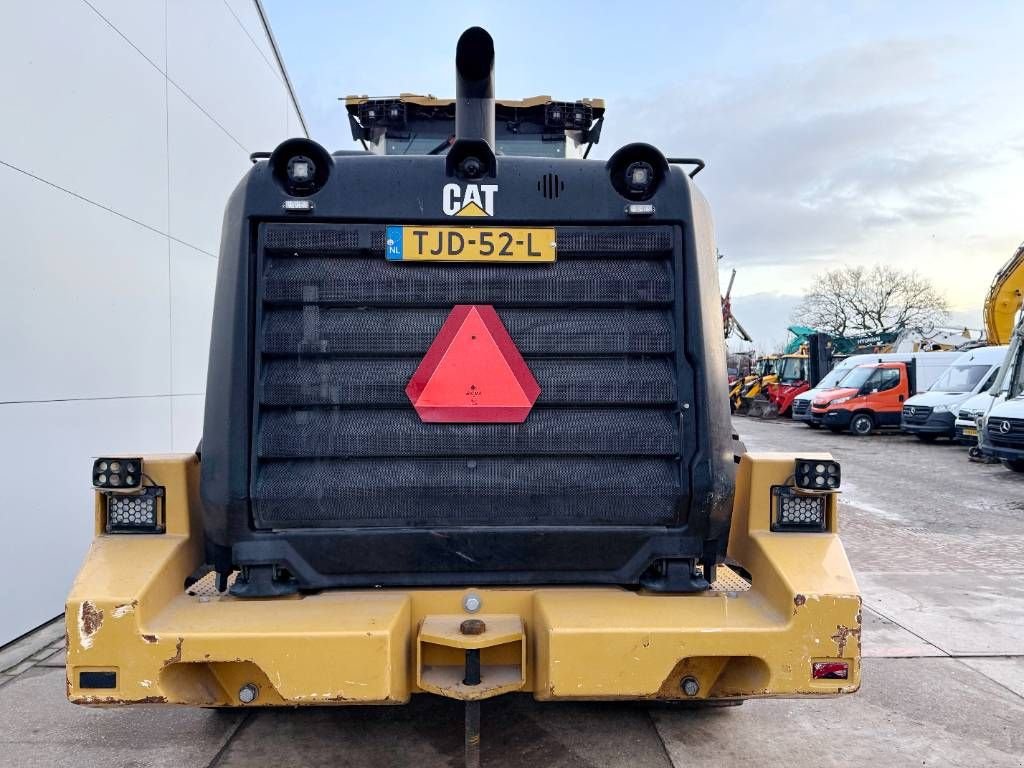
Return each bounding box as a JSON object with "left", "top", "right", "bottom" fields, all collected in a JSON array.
[
  {"left": 771, "top": 486, "right": 827, "bottom": 532},
  {"left": 105, "top": 486, "right": 165, "bottom": 534}
]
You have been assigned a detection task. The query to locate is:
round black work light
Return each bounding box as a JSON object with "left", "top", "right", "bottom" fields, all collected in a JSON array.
[
  {"left": 606, "top": 143, "right": 669, "bottom": 201},
  {"left": 625, "top": 161, "right": 655, "bottom": 196},
  {"left": 269, "top": 138, "right": 333, "bottom": 197},
  {"left": 286, "top": 155, "right": 316, "bottom": 190}
]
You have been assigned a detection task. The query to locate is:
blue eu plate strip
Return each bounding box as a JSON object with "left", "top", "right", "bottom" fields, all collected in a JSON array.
[{"left": 385, "top": 225, "right": 403, "bottom": 261}]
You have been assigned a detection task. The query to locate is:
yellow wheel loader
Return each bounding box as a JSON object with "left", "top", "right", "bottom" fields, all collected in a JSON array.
[{"left": 67, "top": 27, "right": 860, "bottom": 760}]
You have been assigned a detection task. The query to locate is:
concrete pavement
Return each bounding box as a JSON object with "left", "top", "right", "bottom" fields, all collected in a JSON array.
[{"left": 2, "top": 418, "right": 1022, "bottom": 767}]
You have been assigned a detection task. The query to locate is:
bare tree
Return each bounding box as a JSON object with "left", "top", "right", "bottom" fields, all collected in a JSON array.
[{"left": 792, "top": 266, "right": 948, "bottom": 337}]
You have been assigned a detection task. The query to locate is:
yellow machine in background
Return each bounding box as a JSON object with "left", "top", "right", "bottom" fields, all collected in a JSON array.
[
  {"left": 732, "top": 355, "right": 779, "bottom": 413},
  {"left": 984, "top": 241, "right": 1024, "bottom": 345}
]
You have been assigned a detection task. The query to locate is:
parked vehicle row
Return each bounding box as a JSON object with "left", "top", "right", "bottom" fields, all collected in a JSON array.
[
  {"left": 788, "top": 342, "right": 1023, "bottom": 474},
  {"left": 806, "top": 351, "right": 961, "bottom": 436}
]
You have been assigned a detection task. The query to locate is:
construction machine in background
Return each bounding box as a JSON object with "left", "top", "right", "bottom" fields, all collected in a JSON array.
[
  {"left": 747, "top": 353, "right": 808, "bottom": 418},
  {"left": 66, "top": 29, "right": 859, "bottom": 762},
  {"left": 731, "top": 354, "right": 779, "bottom": 413},
  {"left": 983, "top": 241, "right": 1024, "bottom": 345},
  {"left": 722, "top": 268, "right": 753, "bottom": 344}
]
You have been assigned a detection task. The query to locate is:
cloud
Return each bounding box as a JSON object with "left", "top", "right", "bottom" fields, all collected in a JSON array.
[{"left": 605, "top": 38, "right": 1013, "bottom": 270}]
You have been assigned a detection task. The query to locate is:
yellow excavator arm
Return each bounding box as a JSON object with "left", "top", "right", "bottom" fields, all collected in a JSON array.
[{"left": 984, "top": 242, "right": 1024, "bottom": 344}]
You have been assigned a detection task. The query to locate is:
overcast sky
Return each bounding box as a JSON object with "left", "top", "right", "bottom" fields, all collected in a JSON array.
[{"left": 265, "top": 0, "right": 1024, "bottom": 351}]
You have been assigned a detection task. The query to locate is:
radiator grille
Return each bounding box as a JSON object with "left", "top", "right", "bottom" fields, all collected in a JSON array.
[
  {"left": 252, "top": 224, "right": 684, "bottom": 529},
  {"left": 987, "top": 417, "right": 1024, "bottom": 448},
  {"left": 902, "top": 405, "right": 933, "bottom": 424}
]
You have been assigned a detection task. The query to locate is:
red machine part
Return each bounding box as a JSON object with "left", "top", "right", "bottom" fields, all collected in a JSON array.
[{"left": 767, "top": 381, "right": 811, "bottom": 416}]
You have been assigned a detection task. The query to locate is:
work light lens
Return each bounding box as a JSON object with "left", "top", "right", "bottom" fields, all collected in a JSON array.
[
  {"left": 92, "top": 457, "right": 144, "bottom": 490},
  {"left": 795, "top": 458, "right": 841, "bottom": 490},
  {"left": 287, "top": 156, "right": 313, "bottom": 182},
  {"left": 772, "top": 486, "right": 828, "bottom": 531},
  {"left": 105, "top": 486, "right": 165, "bottom": 534}
]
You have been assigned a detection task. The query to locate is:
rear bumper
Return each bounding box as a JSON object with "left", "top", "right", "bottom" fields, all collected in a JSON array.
[
  {"left": 901, "top": 412, "right": 955, "bottom": 436},
  {"left": 67, "top": 454, "right": 861, "bottom": 706}
]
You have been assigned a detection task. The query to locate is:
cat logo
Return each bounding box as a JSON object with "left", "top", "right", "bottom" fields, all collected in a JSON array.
[{"left": 442, "top": 183, "right": 498, "bottom": 217}]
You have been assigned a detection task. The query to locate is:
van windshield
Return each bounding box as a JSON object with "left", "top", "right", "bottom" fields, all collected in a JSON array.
[
  {"left": 837, "top": 367, "right": 875, "bottom": 390},
  {"left": 929, "top": 364, "right": 990, "bottom": 394},
  {"left": 817, "top": 364, "right": 854, "bottom": 389}
]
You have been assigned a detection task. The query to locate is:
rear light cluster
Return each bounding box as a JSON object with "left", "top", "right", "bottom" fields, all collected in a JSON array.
[
  {"left": 92, "top": 457, "right": 165, "bottom": 534},
  {"left": 105, "top": 486, "right": 164, "bottom": 534},
  {"left": 772, "top": 487, "right": 828, "bottom": 532},
  {"left": 812, "top": 661, "right": 849, "bottom": 680}
]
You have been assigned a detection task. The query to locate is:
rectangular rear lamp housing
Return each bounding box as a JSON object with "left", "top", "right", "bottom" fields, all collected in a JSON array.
[
  {"left": 92, "top": 457, "right": 143, "bottom": 490},
  {"left": 105, "top": 486, "right": 165, "bottom": 534},
  {"left": 771, "top": 486, "right": 827, "bottom": 532},
  {"left": 794, "top": 458, "right": 841, "bottom": 490},
  {"left": 79, "top": 670, "right": 117, "bottom": 689}
]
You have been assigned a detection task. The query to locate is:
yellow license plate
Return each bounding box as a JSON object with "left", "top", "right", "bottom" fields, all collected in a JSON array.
[
  {"left": 385, "top": 225, "right": 556, "bottom": 263},
  {"left": 963, "top": 426, "right": 978, "bottom": 437}
]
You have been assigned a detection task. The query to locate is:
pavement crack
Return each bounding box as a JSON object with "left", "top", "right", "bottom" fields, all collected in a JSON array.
[
  {"left": 206, "top": 710, "right": 253, "bottom": 768},
  {"left": 646, "top": 708, "right": 677, "bottom": 768},
  {"left": 863, "top": 602, "right": 952, "bottom": 657},
  {"left": 950, "top": 657, "right": 1024, "bottom": 702}
]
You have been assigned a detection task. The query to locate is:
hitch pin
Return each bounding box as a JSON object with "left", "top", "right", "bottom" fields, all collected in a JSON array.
[{"left": 461, "top": 619, "right": 485, "bottom": 768}]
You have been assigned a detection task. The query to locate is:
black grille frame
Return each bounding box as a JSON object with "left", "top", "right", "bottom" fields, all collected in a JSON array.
[
  {"left": 249, "top": 223, "right": 689, "bottom": 531},
  {"left": 902, "top": 404, "right": 933, "bottom": 425},
  {"left": 198, "top": 154, "right": 738, "bottom": 593},
  {"left": 987, "top": 416, "right": 1024, "bottom": 448}
]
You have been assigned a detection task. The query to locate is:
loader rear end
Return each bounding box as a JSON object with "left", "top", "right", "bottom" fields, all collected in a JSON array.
[{"left": 67, "top": 27, "right": 860, "bottom": 718}]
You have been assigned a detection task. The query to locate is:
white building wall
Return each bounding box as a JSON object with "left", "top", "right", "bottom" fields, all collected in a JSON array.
[{"left": 0, "top": 0, "right": 306, "bottom": 643}]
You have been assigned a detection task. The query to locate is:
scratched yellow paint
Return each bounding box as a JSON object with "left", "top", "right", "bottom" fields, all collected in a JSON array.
[{"left": 66, "top": 454, "right": 860, "bottom": 707}]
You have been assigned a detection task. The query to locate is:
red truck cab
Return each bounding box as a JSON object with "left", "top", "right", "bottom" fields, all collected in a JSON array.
[{"left": 811, "top": 361, "right": 909, "bottom": 436}]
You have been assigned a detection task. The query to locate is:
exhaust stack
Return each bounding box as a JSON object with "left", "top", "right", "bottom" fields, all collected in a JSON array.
[{"left": 455, "top": 27, "right": 495, "bottom": 149}]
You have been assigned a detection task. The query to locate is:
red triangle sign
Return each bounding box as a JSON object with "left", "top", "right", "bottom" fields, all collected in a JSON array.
[{"left": 406, "top": 305, "right": 541, "bottom": 423}]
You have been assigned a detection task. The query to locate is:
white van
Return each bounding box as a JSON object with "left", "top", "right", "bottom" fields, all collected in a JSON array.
[
  {"left": 901, "top": 345, "right": 1008, "bottom": 442},
  {"left": 953, "top": 391, "right": 996, "bottom": 444},
  {"left": 984, "top": 396, "right": 1024, "bottom": 472}
]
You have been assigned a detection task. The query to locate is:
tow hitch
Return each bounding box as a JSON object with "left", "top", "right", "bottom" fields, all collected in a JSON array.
[{"left": 417, "top": 615, "right": 526, "bottom": 767}]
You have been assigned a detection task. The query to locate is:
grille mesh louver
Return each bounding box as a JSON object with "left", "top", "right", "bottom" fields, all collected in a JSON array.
[{"left": 252, "top": 224, "right": 683, "bottom": 529}]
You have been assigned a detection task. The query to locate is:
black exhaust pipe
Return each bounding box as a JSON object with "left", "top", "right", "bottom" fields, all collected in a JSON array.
[{"left": 455, "top": 27, "right": 495, "bottom": 149}]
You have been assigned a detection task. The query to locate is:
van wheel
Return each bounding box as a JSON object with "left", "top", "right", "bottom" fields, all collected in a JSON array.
[
  {"left": 1004, "top": 459, "right": 1024, "bottom": 473},
  {"left": 849, "top": 413, "right": 875, "bottom": 436}
]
